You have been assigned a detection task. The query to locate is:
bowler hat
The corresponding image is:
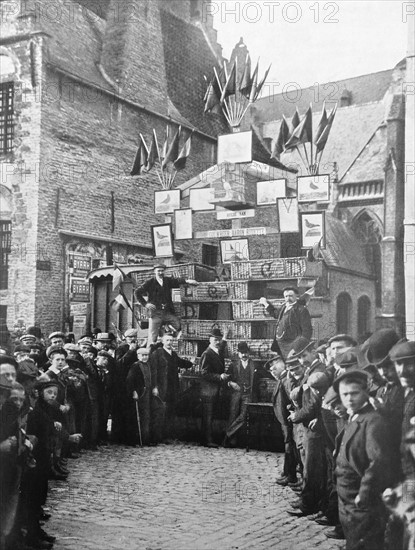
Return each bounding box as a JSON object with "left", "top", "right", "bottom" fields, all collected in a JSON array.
[
  {"left": 264, "top": 354, "right": 284, "bottom": 370},
  {"left": 333, "top": 369, "right": 369, "bottom": 393},
  {"left": 46, "top": 345, "right": 67, "bottom": 359},
  {"left": 286, "top": 337, "right": 314, "bottom": 364},
  {"left": 237, "top": 342, "right": 250, "bottom": 354},
  {"left": 26, "top": 325, "right": 43, "bottom": 339},
  {"left": 209, "top": 328, "right": 223, "bottom": 338},
  {"left": 48, "top": 331, "right": 65, "bottom": 340},
  {"left": 389, "top": 339, "right": 415, "bottom": 362},
  {"left": 153, "top": 264, "right": 166, "bottom": 270},
  {"left": 328, "top": 334, "right": 357, "bottom": 347},
  {"left": 336, "top": 349, "right": 359, "bottom": 369},
  {"left": 366, "top": 329, "right": 400, "bottom": 365}
]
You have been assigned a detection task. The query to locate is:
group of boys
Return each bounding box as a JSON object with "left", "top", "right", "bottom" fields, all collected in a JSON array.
[{"left": 266, "top": 329, "right": 415, "bottom": 550}]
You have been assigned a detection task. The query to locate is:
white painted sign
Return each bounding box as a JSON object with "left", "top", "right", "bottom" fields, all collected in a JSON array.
[
  {"left": 216, "top": 209, "right": 255, "bottom": 220},
  {"left": 70, "top": 303, "right": 89, "bottom": 315},
  {"left": 194, "top": 227, "right": 267, "bottom": 239}
]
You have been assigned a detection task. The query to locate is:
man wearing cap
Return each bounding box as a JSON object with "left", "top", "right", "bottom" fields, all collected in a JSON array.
[
  {"left": 223, "top": 342, "right": 257, "bottom": 447},
  {"left": 334, "top": 370, "right": 393, "bottom": 550},
  {"left": 48, "top": 331, "right": 66, "bottom": 347},
  {"left": 94, "top": 333, "right": 113, "bottom": 352},
  {"left": 115, "top": 328, "right": 139, "bottom": 367},
  {"left": 134, "top": 264, "right": 198, "bottom": 346},
  {"left": 286, "top": 337, "right": 326, "bottom": 383},
  {"left": 390, "top": 340, "right": 415, "bottom": 482},
  {"left": 150, "top": 332, "right": 193, "bottom": 443},
  {"left": 259, "top": 287, "right": 312, "bottom": 360},
  {"left": 200, "top": 328, "right": 230, "bottom": 447}
]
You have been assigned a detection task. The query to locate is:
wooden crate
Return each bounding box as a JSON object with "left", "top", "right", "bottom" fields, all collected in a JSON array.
[
  {"left": 232, "top": 299, "right": 285, "bottom": 320},
  {"left": 131, "top": 263, "right": 217, "bottom": 286},
  {"left": 181, "top": 281, "right": 248, "bottom": 302},
  {"left": 177, "top": 340, "right": 199, "bottom": 356},
  {"left": 231, "top": 258, "right": 307, "bottom": 280}
]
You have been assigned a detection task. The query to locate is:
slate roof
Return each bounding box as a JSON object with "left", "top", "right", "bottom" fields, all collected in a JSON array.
[
  {"left": 321, "top": 215, "right": 372, "bottom": 276},
  {"left": 248, "top": 68, "right": 394, "bottom": 125}
]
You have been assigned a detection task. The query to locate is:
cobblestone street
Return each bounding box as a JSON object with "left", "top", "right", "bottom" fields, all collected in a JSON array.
[{"left": 47, "top": 444, "right": 343, "bottom": 550}]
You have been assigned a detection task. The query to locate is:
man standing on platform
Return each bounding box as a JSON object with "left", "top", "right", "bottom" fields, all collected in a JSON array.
[
  {"left": 259, "top": 287, "right": 312, "bottom": 359},
  {"left": 223, "top": 342, "right": 257, "bottom": 447},
  {"left": 134, "top": 264, "right": 198, "bottom": 346},
  {"left": 200, "top": 328, "right": 230, "bottom": 448}
]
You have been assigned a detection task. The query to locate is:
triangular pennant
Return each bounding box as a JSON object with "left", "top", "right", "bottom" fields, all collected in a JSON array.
[
  {"left": 130, "top": 135, "right": 148, "bottom": 176},
  {"left": 174, "top": 131, "right": 193, "bottom": 171}
]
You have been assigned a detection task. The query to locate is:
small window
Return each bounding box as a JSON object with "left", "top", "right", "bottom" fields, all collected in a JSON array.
[
  {"left": 336, "top": 292, "right": 352, "bottom": 335},
  {"left": 202, "top": 244, "right": 218, "bottom": 267},
  {"left": 0, "top": 82, "right": 14, "bottom": 154},
  {"left": 0, "top": 220, "right": 11, "bottom": 289},
  {"left": 357, "top": 296, "right": 371, "bottom": 338}
]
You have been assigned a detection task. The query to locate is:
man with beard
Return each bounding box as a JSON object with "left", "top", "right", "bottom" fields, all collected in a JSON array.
[{"left": 134, "top": 264, "right": 198, "bottom": 346}]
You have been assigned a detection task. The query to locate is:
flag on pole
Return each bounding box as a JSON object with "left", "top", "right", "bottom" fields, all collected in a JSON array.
[
  {"left": 239, "top": 54, "right": 251, "bottom": 97},
  {"left": 253, "top": 63, "right": 271, "bottom": 102},
  {"left": 145, "top": 129, "right": 158, "bottom": 172},
  {"left": 130, "top": 134, "right": 149, "bottom": 176},
  {"left": 284, "top": 106, "right": 313, "bottom": 150},
  {"left": 248, "top": 61, "right": 259, "bottom": 103},
  {"left": 290, "top": 109, "right": 301, "bottom": 134},
  {"left": 112, "top": 264, "right": 126, "bottom": 291},
  {"left": 314, "top": 103, "right": 328, "bottom": 144},
  {"left": 112, "top": 293, "right": 128, "bottom": 312},
  {"left": 204, "top": 75, "right": 221, "bottom": 114},
  {"left": 160, "top": 126, "right": 170, "bottom": 165},
  {"left": 271, "top": 116, "right": 290, "bottom": 160},
  {"left": 174, "top": 131, "right": 193, "bottom": 170},
  {"left": 161, "top": 126, "right": 181, "bottom": 169},
  {"left": 220, "top": 62, "right": 236, "bottom": 103},
  {"left": 315, "top": 104, "right": 337, "bottom": 153}
]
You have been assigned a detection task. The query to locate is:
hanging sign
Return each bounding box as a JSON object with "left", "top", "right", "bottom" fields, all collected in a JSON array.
[{"left": 216, "top": 209, "right": 255, "bottom": 220}]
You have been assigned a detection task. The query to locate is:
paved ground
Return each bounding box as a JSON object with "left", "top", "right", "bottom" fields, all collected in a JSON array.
[{"left": 46, "top": 443, "right": 344, "bottom": 550}]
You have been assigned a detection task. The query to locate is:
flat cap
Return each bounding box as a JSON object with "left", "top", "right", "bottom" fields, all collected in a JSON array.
[
  {"left": 46, "top": 345, "right": 67, "bottom": 359},
  {"left": 48, "top": 331, "right": 65, "bottom": 340},
  {"left": 17, "top": 359, "right": 39, "bottom": 379},
  {"left": 14, "top": 345, "right": 31, "bottom": 354},
  {"left": 333, "top": 369, "right": 369, "bottom": 393},
  {"left": 19, "top": 334, "right": 37, "bottom": 343},
  {"left": 389, "top": 339, "right": 415, "bottom": 362},
  {"left": 153, "top": 264, "right": 166, "bottom": 270},
  {"left": 64, "top": 343, "right": 81, "bottom": 352},
  {"left": 78, "top": 336, "right": 93, "bottom": 345},
  {"left": 124, "top": 328, "right": 138, "bottom": 338},
  {"left": 336, "top": 349, "right": 359, "bottom": 369},
  {"left": 328, "top": 334, "right": 357, "bottom": 347},
  {"left": 286, "top": 337, "right": 314, "bottom": 363}
]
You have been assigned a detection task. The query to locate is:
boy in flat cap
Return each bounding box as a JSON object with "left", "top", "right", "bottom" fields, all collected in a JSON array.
[
  {"left": 134, "top": 264, "right": 198, "bottom": 346},
  {"left": 334, "top": 370, "right": 393, "bottom": 550}
]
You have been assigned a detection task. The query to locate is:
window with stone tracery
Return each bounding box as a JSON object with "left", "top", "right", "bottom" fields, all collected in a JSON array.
[{"left": 0, "top": 82, "right": 14, "bottom": 154}]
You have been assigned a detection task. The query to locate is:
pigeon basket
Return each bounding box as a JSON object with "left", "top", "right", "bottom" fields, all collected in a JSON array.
[
  {"left": 231, "top": 258, "right": 307, "bottom": 280},
  {"left": 181, "top": 282, "right": 248, "bottom": 302},
  {"left": 130, "top": 263, "right": 217, "bottom": 286},
  {"left": 181, "top": 320, "right": 274, "bottom": 340},
  {"left": 232, "top": 299, "right": 285, "bottom": 320},
  {"left": 134, "top": 303, "right": 181, "bottom": 320},
  {"left": 226, "top": 339, "right": 275, "bottom": 359},
  {"left": 177, "top": 340, "right": 199, "bottom": 356}
]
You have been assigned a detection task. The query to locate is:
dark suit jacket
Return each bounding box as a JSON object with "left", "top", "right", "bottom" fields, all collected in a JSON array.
[
  {"left": 227, "top": 358, "right": 257, "bottom": 400},
  {"left": 200, "top": 346, "right": 226, "bottom": 397},
  {"left": 334, "top": 404, "right": 393, "bottom": 504},
  {"left": 126, "top": 360, "right": 154, "bottom": 398},
  {"left": 266, "top": 300, "right": 312, "bottom": 344},
  {"left": 150, "top": 347, "right": 192, "bottom": 402},
  {"left": 135, "top": 276, "right": 186, "bottom": 314},
  {"left": 271, "top": 371, "right": 291, "bottom": 428}
]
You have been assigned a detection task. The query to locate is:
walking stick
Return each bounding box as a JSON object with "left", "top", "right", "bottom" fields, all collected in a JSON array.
[{"left": 135, "top": 400, "right": 143, "bottom": 447}]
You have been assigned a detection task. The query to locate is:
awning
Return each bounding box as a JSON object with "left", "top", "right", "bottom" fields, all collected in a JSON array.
[{"left": 87, "top": 264, "right": 154, "bottom": 281}]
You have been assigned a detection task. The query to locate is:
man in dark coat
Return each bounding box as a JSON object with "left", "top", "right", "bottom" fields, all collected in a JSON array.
[
  {"left": 334, "top": 370, "right": 393, "bottom": 550},
  {"left": 200, "top": 328, "right": 230, "bottom": 448},
  {"left": 223, "top": 342, "right": 257, "bottom": 446},
  {"left": 134, "top": 264, "right": 198, "bottom": 345},
  {"left": 126, "top": 347, "right": 155, "bottom": 445},
  {"left": 259, "top": 287, "right": 312, "bottom": 359},
  {"left": 150, "top": 332, "right": 193, "bottom": 443}
]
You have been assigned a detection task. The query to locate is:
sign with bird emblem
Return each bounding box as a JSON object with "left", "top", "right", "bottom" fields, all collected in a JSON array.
[
  {"left": 154, "top": 189, "right": 181, "bottom": 214},
  {"left": 151, "top": 223, "right": 174, "bottom": 257},
  {"left": 297, "top": 174, "right": 330, "bottom": 203},
  {"left": 300, "top": 211, "right": 326, "bottom": 249},
  {"left": 220, "top": 238, "right": 250, "bottom": 263}
]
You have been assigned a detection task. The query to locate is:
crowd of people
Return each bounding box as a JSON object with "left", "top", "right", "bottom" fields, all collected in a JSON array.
[{"left": 0, "top": 269, "right": 414, "bottom": 550}]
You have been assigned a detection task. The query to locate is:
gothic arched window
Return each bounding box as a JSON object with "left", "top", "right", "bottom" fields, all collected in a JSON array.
[
  {"left": 337, "top": 292, "right": 352, "bottom": 335},
  {"left": 357, "top": 295, "right": 371, "bottom": 338}
]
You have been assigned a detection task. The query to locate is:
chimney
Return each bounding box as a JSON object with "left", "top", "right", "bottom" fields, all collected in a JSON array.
[{"left": 101, "top": 0, "right": 168, "bottom": 114}]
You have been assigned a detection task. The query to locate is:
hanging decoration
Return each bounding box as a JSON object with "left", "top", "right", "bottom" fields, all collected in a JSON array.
[
  {"left": 130, "top": 127, "right": 194, "bottom": 189},
  {"left": 203, "top": 54, "right": 271, "bottom": 129}
]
